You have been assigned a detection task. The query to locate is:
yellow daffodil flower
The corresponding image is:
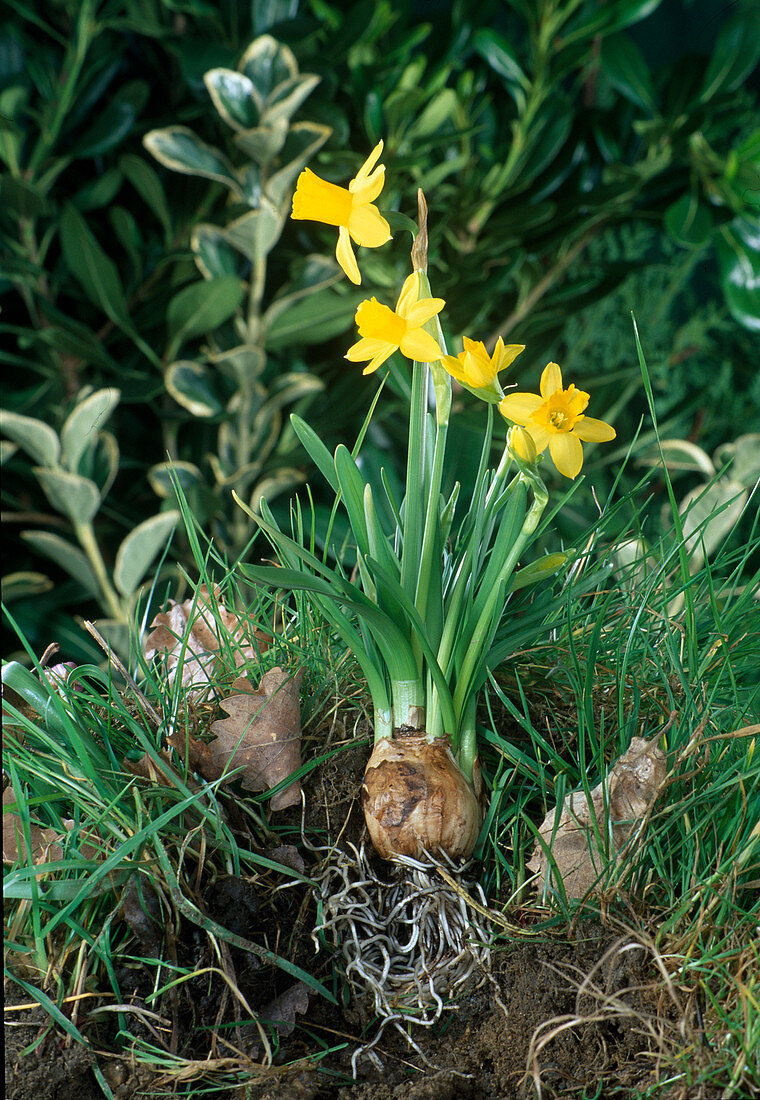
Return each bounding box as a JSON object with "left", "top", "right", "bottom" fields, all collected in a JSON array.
[
  {"left": 508, "top": 425, "right": 538, "bottom": 465},
  {"left": 442, "top": 336, "right": 525, "bottom": 403},
  {"left": 291, "top": 141, "right": 391, "bottom": 285},
  {"left": 345, "top": 271, "right": 445, "bottom": 375},
  {"left": 499, "top": 362, "right": 616, "bottom": 479}
]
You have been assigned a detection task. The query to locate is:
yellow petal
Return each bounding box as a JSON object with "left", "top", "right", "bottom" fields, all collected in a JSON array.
[
  {"left": 399, "top": 328, "right": 442, "bottom": 362},
  {"left": 363, "top": 346, "right": 396, "bottom": 374},
  {"left": 355, "top": 298, "right": 406, "bottom": 343},
  {"left": 509, "top": 426, "right": 537, "bottom": 463},
  {"left": 540, "top": 362, "right": 562, "bottom": 398},
  {"left": 573, "top": 416, "right": 616, "bottom": 442},
  {"left": 525, "top": 423, "right": 551, "bottom": 454},
  {"left": 495, "top": 341, "right": 525, "bottom": 373},
  {"left": 291, "top": 169, "right": 352, "bottom": 227},
  {"left": 549, "top": 432, "right": 584, "bottom": 478},
  {"left": 442, "top": 355, "right": 467, "bottom": 384},
  {"left": 395, "top": 271, "right": 420, "bottom": 316},
  {"left": 350, "top": 165, "right": 386, "bottom": 204},
  {"left": 347, "top": 202, "right": 391, "bottom": 247},
  {"left": 402, "top": 296, "right": 446, "bottom": 326},
  {"left": 351, "top": 141, "right": 384, "bottom": 187},
  {"left": 345, "top": 336, "right": 393, "bottom": 362},
  {"left": 499, "top": 392, "right": 542, "bottom": 424},
  {"left": 336, "top": 226, "right": 360, "bottom": 284}
]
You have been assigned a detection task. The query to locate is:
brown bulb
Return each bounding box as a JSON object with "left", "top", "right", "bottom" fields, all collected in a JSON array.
[{"left": 362, "top": 732, "right": 481, "bottom": 861}]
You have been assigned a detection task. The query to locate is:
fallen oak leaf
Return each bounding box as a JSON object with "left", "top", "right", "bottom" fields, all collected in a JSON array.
[
  {"left": 144, "top": 584, "right": 272, "bottom": 699},
  {"left": 243, "top": 982, "right": 311, "bottom": 1059},
  {"left": 528, "top": 736, "right": 667, "bottom": 900},
  {"left": 3, "top": 786, "right": 63, "bottom": 864},
  {"left": 208, "top": 666, "right": 303, "bottom": 810}
]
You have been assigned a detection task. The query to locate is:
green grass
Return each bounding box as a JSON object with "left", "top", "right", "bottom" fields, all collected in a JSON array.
[{"left": 3, "top": 432, "right": 759, "bottom": 1096}]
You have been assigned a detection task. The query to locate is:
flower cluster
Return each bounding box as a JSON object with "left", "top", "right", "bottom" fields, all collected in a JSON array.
[{"left": 291, "top": 144, "right": 616, "bottom": 477}]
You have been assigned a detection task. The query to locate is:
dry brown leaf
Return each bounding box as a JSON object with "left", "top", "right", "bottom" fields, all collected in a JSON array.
[
  {"left": 246, "top": 982, "right": 311, "bottom": 1058},
  {"left": 3, "top": 787, "right": 63, "bottom": 864},
  {"left": 144, "top": 584, "right": 271, "bottom": 698},
  {"left": 528, "top": 736, "right": 667, "bottom": 900},
  {"left": 208, "top": 666, "right": 303, "bottom": 810}
]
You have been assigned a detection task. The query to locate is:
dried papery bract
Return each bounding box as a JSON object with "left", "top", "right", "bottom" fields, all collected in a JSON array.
[
  {"left": 529, "top": 736, "right": 667, "bottom": 899},
  {"left": 362, "top": 733, "right": 481, "bottom": 861}
]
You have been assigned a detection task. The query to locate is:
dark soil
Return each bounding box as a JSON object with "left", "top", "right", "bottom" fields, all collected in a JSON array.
[{"left": 4, "top": 703, "right": 677, "bottom": 1099}]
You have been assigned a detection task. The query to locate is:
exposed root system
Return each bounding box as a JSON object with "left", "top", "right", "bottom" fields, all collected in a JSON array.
[{"left": 311, "top": 841, "right": 499, "bottom": 1075}]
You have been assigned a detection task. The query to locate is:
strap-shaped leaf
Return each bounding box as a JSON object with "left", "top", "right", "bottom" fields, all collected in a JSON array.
[
  {"left": 334, "top": 445, "right": 370, "bottom": 559},
  {"left": 59, "top": 204, "right": 130, "bottom": 326},
  {"left": 290, "top": 415, "right": 339, "bottom": 493},
  {"left": 113, "top": 511, "right": 179, "bottom": 597}
]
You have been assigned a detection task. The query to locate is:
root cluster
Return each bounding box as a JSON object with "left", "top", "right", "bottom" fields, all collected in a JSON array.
[{"left": 312, "top": 841, "right": 496, "bottom": 1073}]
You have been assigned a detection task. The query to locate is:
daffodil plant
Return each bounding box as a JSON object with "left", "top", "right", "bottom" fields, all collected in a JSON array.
[{"left": 240, "top": 143, "right": 616, "bottom": 862}]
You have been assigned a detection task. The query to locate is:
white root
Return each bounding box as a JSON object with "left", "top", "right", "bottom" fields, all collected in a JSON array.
[{"left": 310, "top": 841, "right": 496, "bottom": 1075}]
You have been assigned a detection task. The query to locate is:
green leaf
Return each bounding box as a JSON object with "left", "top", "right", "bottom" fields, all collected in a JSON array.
[
  {"left": 148, "top": 460, "right": 203, "bottom": 498},
  {"left": 20, "top": 530, "right": 99, "bottom": 597},
  {"left": 472, "top": 28, "right": 527, "bottom": 95},
  {"left": 680, "top": 479, "right": 748, "bottom": 571},
  {"left": 191, "top": 224, "right": 240, "bottom": 279},
  {"left": 166, "top": 360, "right": 224, "bottom": 417},
  {"left": 143, "top": 127, "right": 242, "bottom": 196},
  {"left": 222, "top": 204, "right": 282, "bottom": 262},
  {"left": 119, "top": 154, "right": 172, "bottom": 236},
  {"left": 266, "top": 286, "right": 361, "bottom": 348},
  {"left": 238, "top": 36, "right": 297, "bottom": 102},
  {"left": 204, "top": 68, "right": 261, "bottom": 130},
  {"left": 1, "top": 572, "right": 53, "bottom": 601},
  {"left": 262, "top": 74, "right": 320, "bottom": 126},
  {"left": 252, "top": 0, "right": 299, "bottom": 37},
  {"left": 233, "top": 119, "right": 289, "bottom": 164},
  {"left": 60, "top": 388, "right": 120, "bottom": 474},
  {"left": 113, "top": 511, "right": 179, "bottom": 597},
  {"left": 713, "top": 434, "right": 760, "bottom": 490},
  {"left": 166, "top": 275, "right": 244, "bottom": 351},
  {"left": 0, "top": 175, "right": 51, "bottom": 218},
  {"left": 33, "top": 468, "right": 101, "bottom": 524},
  {"left": 290, "top": 414, "right": 339, "bottom": 493},
  {"left": 664, "top": 194, "right": 714, "bottom": 248},
  {"left": 0, "top": 411, "right": 60, "bottom": 466},
  {"left": 600, "top": 34, "right": 656, "bottom": 112},
  {"left": 71, "top": 92, "right": 139, "bottom": 159},
  {"left": 716, "top": 217, "right": 760, "bottom": 332},
  {"left": 59, "top": 204, "right": 130, "bottom": 325},
  {"left": 334, "top": 444, "right": 371, "bottom": 559},
  {"left": 700, "top": 10, "right": 760, "bottom": 102},
  {"left": 265, "top": 122, "right": 331, "bottom": 208}
]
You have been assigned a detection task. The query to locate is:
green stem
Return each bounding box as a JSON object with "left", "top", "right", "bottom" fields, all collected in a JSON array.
[
  {"left": 400, "top": 360, "right": 427, "bottom": 602},
  {"left": 74, "top": 522, "right": 124, "bottom": 622}
]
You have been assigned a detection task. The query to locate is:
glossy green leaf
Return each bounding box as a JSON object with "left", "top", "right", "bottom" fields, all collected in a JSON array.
[
  {"left": 74, "top": 168, "right": 123, "bottom": 212},
  {"left": 233, "top": 119, "right": 289, "bottom": 164},
  {"left": 252, "top": 0, "right": 299, "bottom": 35},
  {"left": 664, "top": 194, "right": 714, "bottom": 248},
  {"left": 20, "top": 530, "right": 99, "bottom": 597},
  {"left": 472, "top": 28, "right": 527, "bottom": 94},
  {"left": 191, "top": 224, "right": 240, "bottom": 279},
  {"left": 223, "top": 203, "right": 282, "bottom": 262},
  {"left": 600, "top": 34, "right": 656, "bottom": 111},
  {"left": 290, "top": 414, "right": 340, "bottom": 493},
  {"left": 266, "top": 286, "right": 362, "bottom": 348},
  {"left": 143, "top": 127, "right": 242, "bottom": 195},
  {"left": 166, "top": 361, "right": 225, "bottom": 417},
  {"left": 716, "top": 217, "right": 760, "bottom": 332},
  {"left": 701, "top": 10, "right": 760, "bottom": 102},
  {"left": 166, "top": 275, "right": 244, "bottom": 350},
  {"left": 0, "top": 411, "right": 60, "bottom": 467},
  {"left": 1, "top": 572, "right": 53, "bottom": 601},
  {"left": 262, "top": 74, "right": 320, "bottom": 126},
  {"left": 238, "top": 36, "right": 297, "bottom": 102},
  {"left": 204, "top": 68, "right": 261, "bottom": 130},
  {"left": 148, "top": 461, "right": 203, "bottom": 499},
  {"left": 60, "top": 388, "right": 120, "bottom": 474},
  {"left": 119, "top": 154, "right": 172, "bottom": 236},
  {"left": 33, "top": 468, "right": 101, "bottom": 524},
  {"left": 71, "top": 93, "right": 139, "bottom": 159},
  {"left": 265, "top": 123, "right": 331, "bottom": 208},
  {"left": 114, "top": 511, "right": 179, "bottom": 597},
  {"left": 0, "top": 176, "right": 51, "bottom": 218},
  {"left": 59, "top": 204, "right": 130, "bottom": 325}
]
